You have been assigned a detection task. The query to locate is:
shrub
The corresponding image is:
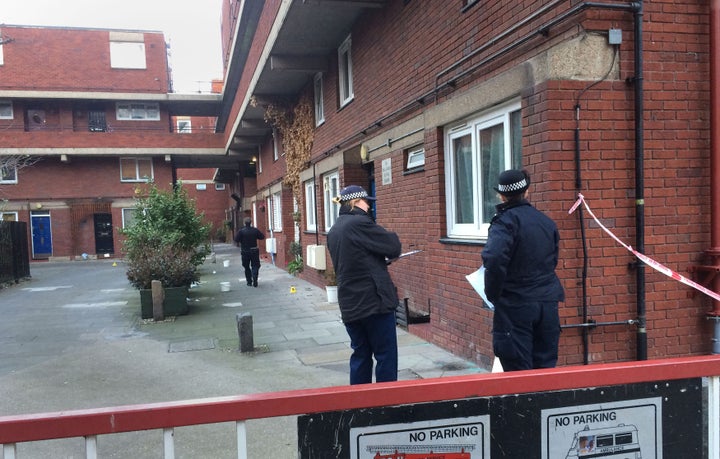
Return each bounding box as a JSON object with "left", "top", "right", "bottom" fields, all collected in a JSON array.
[{"left": 121, "top": 182, "right": 211, "bottom": 290}]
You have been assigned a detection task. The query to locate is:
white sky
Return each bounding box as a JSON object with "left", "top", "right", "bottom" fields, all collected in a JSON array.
[{"left": 1, "top": 0, "right": 224, "bottom": 93}]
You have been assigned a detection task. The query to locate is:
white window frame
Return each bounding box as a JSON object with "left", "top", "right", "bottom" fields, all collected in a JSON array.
[
  {"left": 0, "top": 165, "right": 17, "bottom": 184},
  {"left": 120, "top": 157, "right": 154, "bottom": 182},
  {"left": 116, "top": 102, "right": 160, "bottom": 121},
  {"left": 304, "top": 180, "right": 317, "bottom": 232},
  {"left": 267, "top": 192, "right": 282, "bottom": 233},
  {"left": 215, "top": 183, "right": 226, "bottom": 191},
  {"left": 314, "top": 72, "right": 325, "bottom": 126},
  {"left": 121, "top": 208, "right": 139, "bottom": 228},
  {"left": 338, "top": 35, "right": 354, "bottom": 107},
  {"left": 272, "top": 128, "right": 280, "bottom": 161},
  {"left": 444, "top": 100, "right": 522, "bottom": 239},
  {"left": 110, "top": 41, "right": 146, "bottom": 69},
  {"left": 1, "top": 212, "right": 18, "bottom": 221},
  {"left": 406, "top": 147, "right": 425, "bottom": 170},
  {"left": 323, "top": 171, "right": 340, "bottom": 231},
  {"left": 176, "top": 119, "right": 191, "bottom": 133},
  {"left": 0, "top": 100, "right": 13, "bottom": 119}
]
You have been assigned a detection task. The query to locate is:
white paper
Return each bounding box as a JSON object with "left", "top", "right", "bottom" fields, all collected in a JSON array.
[{"left": 466, "top": 266, "right": 495, "bottom": 311}]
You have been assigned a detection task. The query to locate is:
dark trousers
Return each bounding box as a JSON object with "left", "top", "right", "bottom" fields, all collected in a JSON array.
[
  {"left": 241, "top": 248, "right": 260, "bottom": 284},
  {"left": 492, "top": 301, "right": 560, "bottom": 371},
  {"left": 344, "top": 312, "right": 398, "bottom": 384}
]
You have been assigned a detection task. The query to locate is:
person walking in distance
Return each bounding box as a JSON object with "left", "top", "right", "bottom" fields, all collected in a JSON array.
[
  {"left": 481, "top": 169, "right": 564, "bottom": 371},
  {"left": 327, "top": 185, "right": 402, "bottom": 384},
  {"left": 234, "top": 217, "right": 265, "bottom": 287}
]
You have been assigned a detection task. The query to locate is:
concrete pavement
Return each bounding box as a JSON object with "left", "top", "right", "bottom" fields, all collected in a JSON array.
[{"left": 0, "top": 243, "right": 483, "bottom": 458}]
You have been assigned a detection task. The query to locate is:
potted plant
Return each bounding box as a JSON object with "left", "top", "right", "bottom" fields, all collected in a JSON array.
[
  {"left": 121, "top": 183, "right": 211, "bottom": 319},
  {"left": 324, "top": 268, "right": 338, "bottom": 303},
  {"left": 287, "top": 241, "right": 303, "bottom": 276}
]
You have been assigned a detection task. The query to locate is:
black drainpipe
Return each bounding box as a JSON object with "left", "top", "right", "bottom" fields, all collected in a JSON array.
[{"left": 631, "top": 1, "right": 647, "bottom": 361}]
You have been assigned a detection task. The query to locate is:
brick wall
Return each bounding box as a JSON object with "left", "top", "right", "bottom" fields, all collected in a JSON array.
[{"left": 231, "top": 0, "right": 714, "bottom": 366}]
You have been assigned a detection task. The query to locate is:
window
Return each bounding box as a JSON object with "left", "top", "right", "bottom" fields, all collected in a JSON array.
[
  {"left": 0, "top": 165, "right": 17, "bottom": 184},
  {"left": 110, "top": 41, "right": 146, "bottom": 69},
  {"left": 323, "top": 171, "right": 340, "bottom": 231},
  {"left": 338, "top": 35, "right": 354, "bottom": 107},
  {"left": 116, "top": 103, "right": 160, "bottom": 121},
  {"left": 88, "top": 110, "right": 107, "bottom": 132},
  {"left": 1, "top": 212, "right": 18, "bottom": 221},
  {"left": 314, "top": 73, "right": 324, "bottom": 126},
  {"left": 304, "top": 180, "right": 317, "bottom": 232},
  {"left": 176, "top": 119, "right": 192, "bottom": 133},
  {"left": 444, "top": 101, "right": 522, "bottom": 239},
  {"left": 406, "top": 147, "right": 425, "bottom": 170},
  {"left": 268, "top": 192, "right": 282, "bottom": 232},
  {"left": 0, "top": 100, "right": 12, "bottom": 119},
  {"left": 215, "top": 183, "right": 226, "bottom": 191},
  {"left": 120, "top": 157, "right": 153, "bottom": 182},
  {"left": 272, "top": 128, "right": 279, "bottom": 161},
  {"left": 195, "top": 184, "right": 207, "bottom": 191},
  {"left": 121, "top": 208, "right": 139, "bottom": 228}
]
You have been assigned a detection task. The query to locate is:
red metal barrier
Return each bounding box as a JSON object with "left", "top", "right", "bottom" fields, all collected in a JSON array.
[{"left": 1, "top": 356, "right": 719, "bottom": 445}]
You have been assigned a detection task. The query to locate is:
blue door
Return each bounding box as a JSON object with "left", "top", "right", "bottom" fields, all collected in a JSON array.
[{"left": 31, "top": 213, "right": 52, "bottom": 259}]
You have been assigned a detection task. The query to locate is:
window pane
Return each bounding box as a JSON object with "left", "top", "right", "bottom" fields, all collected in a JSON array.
[
  {"left": 0, "top": 100, "right": 13, "bottom": 119},
  {"left": 324, "top": 173, "right": 340, "bottom": 230},
  {"left": 510, "top": 109, "right": 522, "bottom": 169},
  {"left": 453, "top": 135, "right": 474, "bottom": 224},
  {"left": 120, "top": 158, "right": 136, "bottom": 180},
  {"left": 480, "top": 123, "right": 505, "bottom": 224},
  {"left": 137, "top": 159, "right": 153, "bottom": 180},
  {"left": 305, "top": 181, "right": 316, "bottom": 230}
]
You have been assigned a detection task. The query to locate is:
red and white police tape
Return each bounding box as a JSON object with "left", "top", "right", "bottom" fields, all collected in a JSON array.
[{"left": 569, "top": 193, "right": 720, "bottom": 303}]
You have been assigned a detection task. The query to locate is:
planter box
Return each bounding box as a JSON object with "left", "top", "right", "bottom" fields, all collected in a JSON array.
[{"left": 140, "top": 286, "right": 189, "bottom": 319}]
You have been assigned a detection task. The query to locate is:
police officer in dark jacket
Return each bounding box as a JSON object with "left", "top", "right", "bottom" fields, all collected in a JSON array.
[
  {"left": 327, "top": 185, "right": 402, "bottom": 384},
  {"left": 234, "top": 217, "right": 265, "bottom": 287},
  {"left": 481, "top": 169, "right": 564, "bottom": 371}
]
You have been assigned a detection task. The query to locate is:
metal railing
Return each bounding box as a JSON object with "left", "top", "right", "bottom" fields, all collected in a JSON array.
[{"left": 1, "top": 355, "right": 719, "bottom": 458}]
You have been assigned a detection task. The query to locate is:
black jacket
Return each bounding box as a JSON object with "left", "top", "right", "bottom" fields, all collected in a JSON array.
[
  {"left": 234, "top": 225, "right": 265, "bottom": 251},
  {"left": 327, "top": 206, "right": 402, "bottom": 323},
  {"left": 481, "top": 199, "right": 564, "bottom": 306}
]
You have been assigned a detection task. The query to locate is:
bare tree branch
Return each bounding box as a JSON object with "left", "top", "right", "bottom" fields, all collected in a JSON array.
[{"left": 0, "top": 155, "right": 42, "bottom": 175}]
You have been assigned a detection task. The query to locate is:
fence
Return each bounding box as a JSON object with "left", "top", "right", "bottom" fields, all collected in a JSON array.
[
  {"left": 0, "top": 221, "right": 30, "bottom": 285},
  {"left": 0, "top": 355, "right": 719, "bottom": 458}
]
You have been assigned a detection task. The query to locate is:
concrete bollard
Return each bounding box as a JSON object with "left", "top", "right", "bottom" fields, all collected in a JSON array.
[
  {"left": 151, "top": 280, "right": 164, "bottom": 322},
  {"left": 237, "top": 313, "right": 254, "bottom": 352}
]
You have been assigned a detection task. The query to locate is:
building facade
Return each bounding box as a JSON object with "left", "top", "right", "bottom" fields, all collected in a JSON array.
[
  {"left": 0, "top": 24, "right": 226, "bottom": 259},
  {"left": 2, "top": 0, "right": 717, "bottom": 370},
  {"left": 215, "top": 0, "right": 717, "bottom": 368}
]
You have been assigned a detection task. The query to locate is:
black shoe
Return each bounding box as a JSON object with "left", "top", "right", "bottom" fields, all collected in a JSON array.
[
  {"left": 253, "top": 280, "right": 258, "bottom": 287},
  {"left": 247, "top": 281, "right": 252, "bottom": 286}
]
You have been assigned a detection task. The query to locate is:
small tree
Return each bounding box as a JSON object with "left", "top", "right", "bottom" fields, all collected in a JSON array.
[{"left": 121, "top": 182, "right": 211, "bottom": 289}]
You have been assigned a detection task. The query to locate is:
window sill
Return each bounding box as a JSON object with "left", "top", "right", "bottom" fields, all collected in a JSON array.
[
  {"left": 403, "top": 166, "right": 425, "bottom": 176},
  {"left": 439, "top": 237, "right": 487, "bottom": 246}
]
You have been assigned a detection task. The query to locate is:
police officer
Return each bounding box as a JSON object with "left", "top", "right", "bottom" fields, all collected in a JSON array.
[
  {"left": 481, "top": 169, "right": 564, "bottom": 371},
  {"left": 234, "top": 217, "right": 265, "bottom": 287}
]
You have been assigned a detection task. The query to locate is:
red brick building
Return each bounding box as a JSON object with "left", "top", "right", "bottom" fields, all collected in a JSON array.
[
  {"left": 213, "top": 0, "right": 719, "bottom": 368},
  {"left": 0, "top": 24, "right": 227, "bottom": 259}
]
